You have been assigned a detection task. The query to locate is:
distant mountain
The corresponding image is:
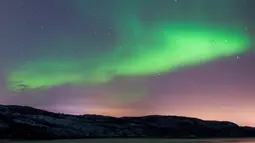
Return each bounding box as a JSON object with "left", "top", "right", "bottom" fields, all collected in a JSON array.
[{"left": 0, "top": 104, "right": 255, "bottom": 139}]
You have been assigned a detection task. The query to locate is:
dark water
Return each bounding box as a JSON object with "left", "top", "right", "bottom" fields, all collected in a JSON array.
[{"left": 2, "top": 139, "right": 255, "bottom": 143}]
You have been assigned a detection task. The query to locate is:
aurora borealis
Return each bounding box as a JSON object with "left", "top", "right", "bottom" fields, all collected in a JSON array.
[
  {"left": 1, "top": 0, "right": 255, "bottom": 126},
  {"left": 8, "top": 22, "right": 250, "bottom": 91}
]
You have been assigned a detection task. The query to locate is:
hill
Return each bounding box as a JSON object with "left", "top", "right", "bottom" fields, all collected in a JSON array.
[{"left": 0, "top": 104, "right": 255, "bottom": 139}]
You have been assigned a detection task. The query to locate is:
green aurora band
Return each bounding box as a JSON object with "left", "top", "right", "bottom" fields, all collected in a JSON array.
[{"left": 6, "top": 20, "right": 251, "bottom": 91}]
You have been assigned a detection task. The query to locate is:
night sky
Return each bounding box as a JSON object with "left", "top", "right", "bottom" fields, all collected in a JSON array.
[{"left": 0, "top": 0, "right": 255, "bottom": 126}]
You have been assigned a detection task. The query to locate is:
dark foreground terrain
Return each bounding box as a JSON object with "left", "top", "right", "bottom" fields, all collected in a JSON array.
[
  {"left": 4, "top": 139, "right": 255, "bottom": 143},
  {"left": 0, "top": 105, "right": 255, "bottom": 139}
]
